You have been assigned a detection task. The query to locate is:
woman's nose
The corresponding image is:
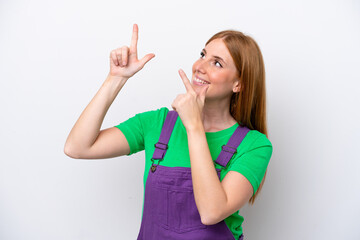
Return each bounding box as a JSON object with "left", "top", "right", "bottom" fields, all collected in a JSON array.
[{"left": 195, "top": 59, "right": 206, "bottom": 74}]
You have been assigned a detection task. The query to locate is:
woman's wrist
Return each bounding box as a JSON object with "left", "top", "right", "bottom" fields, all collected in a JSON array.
[
  {"left": 106, "top": 73, "right": 129, "bottom": 85},
  {"left": 186, "top": 121, "right": 205, "bottom": 135},
  {"left": 104, "top": 74, "right": 129, "bottom": 91}
]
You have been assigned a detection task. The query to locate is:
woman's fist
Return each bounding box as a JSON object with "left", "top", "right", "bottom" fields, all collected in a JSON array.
[
  {"left": 171, "top": 69, "right": 209, "bottom": 131},
  {"left": 109, "top": 24, "right": 155, "bottom": 79}
]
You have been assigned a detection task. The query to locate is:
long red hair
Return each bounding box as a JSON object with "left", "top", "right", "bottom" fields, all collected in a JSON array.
[{"left": 206, "top": 30, "right": 268, "bottom": 205}]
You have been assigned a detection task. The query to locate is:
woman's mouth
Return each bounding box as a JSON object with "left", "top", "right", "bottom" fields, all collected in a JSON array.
[{"left": 193, "top": 77, "right": 210, "bottom": 86}]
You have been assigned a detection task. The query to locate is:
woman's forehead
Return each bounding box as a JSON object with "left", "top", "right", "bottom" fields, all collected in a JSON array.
[{"left": 205, "top": 39, "right": 233, "bottom": 63}]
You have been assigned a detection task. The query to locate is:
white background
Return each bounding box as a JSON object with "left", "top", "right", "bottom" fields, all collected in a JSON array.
[{"left": 1, "top": 0, "right": 359, "bottom": 239}]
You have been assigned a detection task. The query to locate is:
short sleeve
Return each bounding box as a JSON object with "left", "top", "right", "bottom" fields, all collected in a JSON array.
[
  {"left": 113, "top": 107, "right": 169, "bottom": 155},
  {"left": 227, "top": 132, "right": 273, "bottom": 196},
  {"left": 114, "top": 113, "right": 144, "bottom": 155}
]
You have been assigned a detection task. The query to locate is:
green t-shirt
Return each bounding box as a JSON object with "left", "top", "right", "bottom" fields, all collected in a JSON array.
[{"left": 114, "top": 107, "right": 272, "bottom": 239}]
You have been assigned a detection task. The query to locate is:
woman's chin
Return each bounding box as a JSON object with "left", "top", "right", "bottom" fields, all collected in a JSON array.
[{"left": 193, "top": 84, "right": 209, "bottom": 94}]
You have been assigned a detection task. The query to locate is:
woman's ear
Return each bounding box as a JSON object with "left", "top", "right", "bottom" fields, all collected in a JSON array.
[{"left": 233, "top": 80, "right": 241, "bottom": 93}]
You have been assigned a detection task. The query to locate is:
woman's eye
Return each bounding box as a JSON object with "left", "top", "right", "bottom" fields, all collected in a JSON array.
[
  {"left": 200, "top": 51, "right": 205, "bottom": 58},
  {"left": 215, "top": 61, "right": 222, "bottom": 67}
]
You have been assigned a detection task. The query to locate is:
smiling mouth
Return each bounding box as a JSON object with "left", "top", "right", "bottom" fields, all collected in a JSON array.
[{"left": 193, "top": 77, "right": 210, "bottom": 85}]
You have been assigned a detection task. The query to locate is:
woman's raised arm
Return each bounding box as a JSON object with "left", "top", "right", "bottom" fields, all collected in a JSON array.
[{"left": 64, "top": 24, "right": 155, "bottom": 159}]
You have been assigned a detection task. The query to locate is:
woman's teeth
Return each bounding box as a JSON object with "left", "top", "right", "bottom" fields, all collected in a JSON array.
[{"left": 194, "top": 77, "right": 210, "bottom": 84}]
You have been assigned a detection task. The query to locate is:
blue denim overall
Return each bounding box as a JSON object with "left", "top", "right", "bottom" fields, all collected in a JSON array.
[{"left": 137, "top": 111, "right": 250, "bottom": 240}]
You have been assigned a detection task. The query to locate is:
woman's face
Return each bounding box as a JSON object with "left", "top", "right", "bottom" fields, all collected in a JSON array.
[{"left": 191, "top": 38, "right": 240, "bottom": 101}]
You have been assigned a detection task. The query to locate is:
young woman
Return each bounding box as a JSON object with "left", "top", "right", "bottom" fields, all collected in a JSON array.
[{"left": 64, "top": 24, "right": 273, "bottom": 240}]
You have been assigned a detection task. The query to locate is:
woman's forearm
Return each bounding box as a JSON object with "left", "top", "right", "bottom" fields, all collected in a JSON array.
[
  {"left": 186, "top": 124, "right": 228, "bottom": 225},
  {"left": 64, "top": 74, "right": 128, "bottom": 156}
]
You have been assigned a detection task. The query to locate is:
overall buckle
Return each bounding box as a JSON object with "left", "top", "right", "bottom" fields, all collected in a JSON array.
[
  {"left": 221, "top": 145, "right": 237, "bottom": 154},
  {"left": 150, "top": 158, "right": 163, "bottom": 173},
  {"left": 154, "top": 142, "right": 168, "bottom": 150}
]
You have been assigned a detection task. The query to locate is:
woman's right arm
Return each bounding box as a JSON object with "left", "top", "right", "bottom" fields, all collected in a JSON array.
[{"left": 64, "top": 24, "right": 155, "bottom": 159}]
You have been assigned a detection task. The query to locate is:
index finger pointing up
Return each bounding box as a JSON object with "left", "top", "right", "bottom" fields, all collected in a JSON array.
[
  {"left": 130, "top": 24, "right": 138, "bottom": 54},
  {"left": 178, "top": 69, "right": 195, "bottom": 94}
]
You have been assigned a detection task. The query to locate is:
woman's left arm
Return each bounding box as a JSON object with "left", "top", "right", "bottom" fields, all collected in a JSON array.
[
  {"left": 186, "top": 127, "right": 253, "bottom": 225},
  {"left": 172, "top": 70, "right": 253, "bottom": 225}
]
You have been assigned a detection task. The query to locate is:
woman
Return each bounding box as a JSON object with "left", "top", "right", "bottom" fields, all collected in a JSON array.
[{"left": 64, "top": 24, "right": 272, "bottom": 240}]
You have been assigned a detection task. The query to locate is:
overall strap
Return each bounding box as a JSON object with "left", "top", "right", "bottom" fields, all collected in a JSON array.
[
  {"left": 215, "top": 125, "right": 250, "bottom": 169},
  {"left": 152, "top": 110, "right": 179, "bottom": 161}
]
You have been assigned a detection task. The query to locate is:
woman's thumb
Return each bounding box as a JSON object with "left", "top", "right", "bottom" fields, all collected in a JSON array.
[{"left": 139, "top": 53, "right": 155, "bottom": 67}]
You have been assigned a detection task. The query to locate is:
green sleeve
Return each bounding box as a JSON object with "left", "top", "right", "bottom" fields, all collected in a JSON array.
[
  {"left": 227, "top": 133, "right": 273, "bottom": 196},
  {"left": 113, "top": 107, "right": 169, "bottom": 155}
]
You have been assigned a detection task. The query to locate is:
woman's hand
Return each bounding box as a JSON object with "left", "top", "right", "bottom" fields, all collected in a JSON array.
[
  {"left": 109, "top": 24, "right": 155, "bottom": 79},
  {"left": 171, "top": 69, "right": 209, "bottom": 131}
]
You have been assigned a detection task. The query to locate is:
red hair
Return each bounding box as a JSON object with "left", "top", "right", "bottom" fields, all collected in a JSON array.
[{"left": 207, "top": 30, "right": 268, "bottom": 205}]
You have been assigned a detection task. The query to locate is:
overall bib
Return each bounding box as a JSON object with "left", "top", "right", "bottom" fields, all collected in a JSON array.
[{"left": 137, "top": 111, "right": 250, "bottom": 240}]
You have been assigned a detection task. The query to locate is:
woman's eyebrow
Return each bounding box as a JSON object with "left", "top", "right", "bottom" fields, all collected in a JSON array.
[
  {"left": 214, "top": 55, "right": 225, "bottom": 63},
  {"left": 203, "top": 48, "right": 226, "bottom": 64}
]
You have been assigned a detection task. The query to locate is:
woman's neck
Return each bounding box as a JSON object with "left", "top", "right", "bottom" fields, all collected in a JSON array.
[{"left": 202, "top": 98, "right": 237, "bottom": 132}]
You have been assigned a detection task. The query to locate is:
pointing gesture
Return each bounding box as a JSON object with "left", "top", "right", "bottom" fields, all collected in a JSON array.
[
  {"left": 172, "top": 69, "right": 209, "bottom": 131},
  {"left": 109, "top": 24, "right": 155, "bottom": 79},
  {"left": 179, "top": 69, "right": 196, "bottom": 94}
]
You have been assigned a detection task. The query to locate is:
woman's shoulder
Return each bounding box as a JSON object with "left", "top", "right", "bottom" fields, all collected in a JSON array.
[
  {"left": 244, "top": 129, "right": 273, "bottom": 149},
  {"left": 135, "top": 106, "right": 170, "bottom": 119},
  {"left": 134, "top": 106, "right": 171, "bottom": 127}
]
